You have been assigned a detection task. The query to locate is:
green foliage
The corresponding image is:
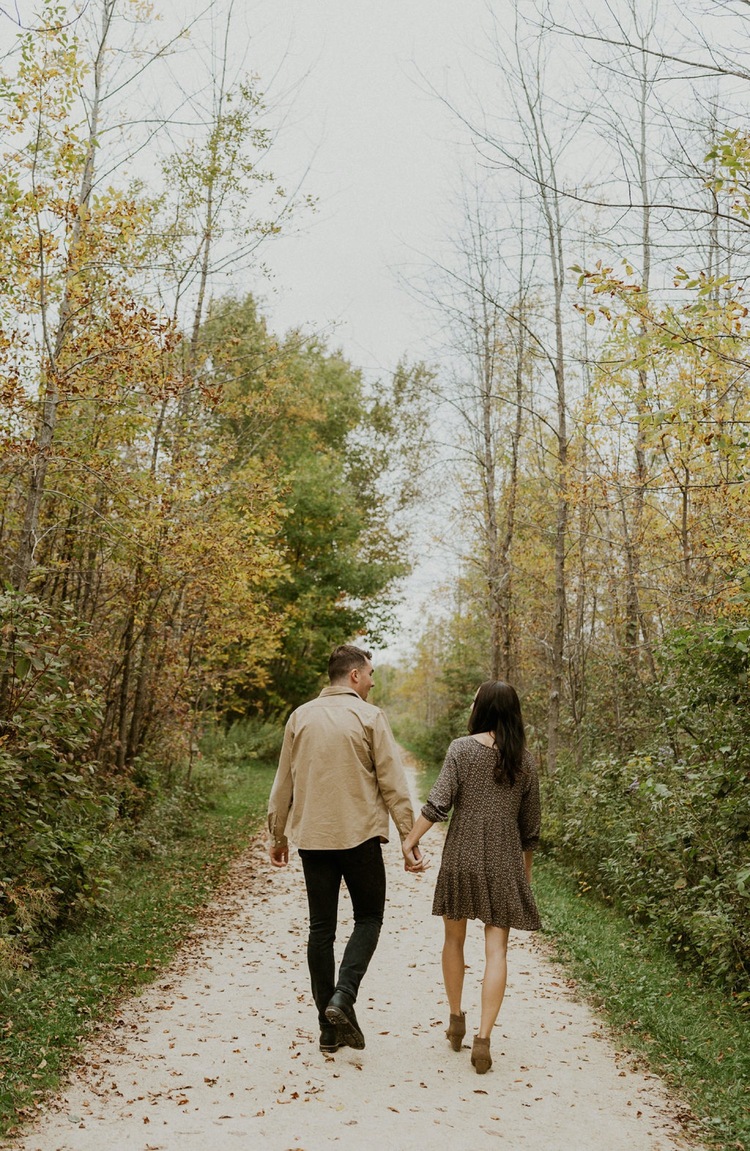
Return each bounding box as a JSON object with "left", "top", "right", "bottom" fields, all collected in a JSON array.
[
  {"left": 543, "top": 620, "right": 750, "bottom": 992},
  {"left": 535, "top": 857, "right": 750, "bottom": 1151},
  {"left": 544, "top": 753, "right": 750, "bottom": 991},
  {"left": 198, "top": 716, "right": 284, "bottom": 769},
  {"left": 0, "top": 592, "right": 116, "bottom": 948},
  {"left": 0, "top": 746, "right": 274, "bottom": 1137},
  {"left": 201, "top": 295, "right": 419, "bottom": 712},
  {"left": 0, "top": 599, "right": 284, "bottom": 961},
  {"left": 394, "top": 660, "right": 481, "bottom": 766},
  {"left": 1, "top": 286, "right": 417, "bottom": 963}
]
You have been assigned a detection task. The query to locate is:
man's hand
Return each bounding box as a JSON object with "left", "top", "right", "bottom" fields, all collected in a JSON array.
[
  {"left": 269, "top": 842, "right": 289, "bottom": 868},
  {"left": 402, "top": 843, "right": 428, "bottom": 873}
]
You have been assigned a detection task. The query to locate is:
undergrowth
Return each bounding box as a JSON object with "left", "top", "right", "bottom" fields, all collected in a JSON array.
[
  {"left": 534, "top": 857, "right": 749, "bottom": 1151},
  {"left": 0, "top": 721, "right": 278, "bottom": 1139}
]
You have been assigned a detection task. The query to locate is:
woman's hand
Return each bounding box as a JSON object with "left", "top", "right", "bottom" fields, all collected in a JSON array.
[
  {"left": 402, "top": 813, "right": 434, "bottom": 872},
  {"left": 402, "top": 840, "right": 428, "bottom": 872}
]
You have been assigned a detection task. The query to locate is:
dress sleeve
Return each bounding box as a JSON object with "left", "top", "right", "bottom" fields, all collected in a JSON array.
[
  {"left": 518, "top": 754, "right": 541, "bottom": 851},
  {"left": 421, "top": 743, "right": 460, "bottom": 823}
]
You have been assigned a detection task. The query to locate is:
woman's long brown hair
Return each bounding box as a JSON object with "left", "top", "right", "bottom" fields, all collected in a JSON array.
[{"left": 467, "top": 680, "right": 525, "bottom": 786}]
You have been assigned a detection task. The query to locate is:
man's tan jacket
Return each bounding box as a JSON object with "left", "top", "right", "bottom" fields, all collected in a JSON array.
[{"left": 267, "top": 686, "right": 416, "bottom": 851}]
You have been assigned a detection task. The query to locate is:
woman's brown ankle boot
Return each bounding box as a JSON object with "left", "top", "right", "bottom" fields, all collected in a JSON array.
[
  {"left": 446, "top": 1011, "right": 466, "bottom": 1052},
  {"left": 471, "top": 1035, "right": 492, "bottom": 1074}
]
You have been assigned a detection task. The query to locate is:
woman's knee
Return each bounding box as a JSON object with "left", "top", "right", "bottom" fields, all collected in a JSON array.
[
  {"left": 484, "top": 925, "right": 509, "bottom": 955},
  {"left": 443, "top": 917, "right": 467, "bottom": 945}
]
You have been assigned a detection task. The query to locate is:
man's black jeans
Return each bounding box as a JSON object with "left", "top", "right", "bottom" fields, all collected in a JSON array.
[{"left": 298, "top": 837, "right": 386, "bottom": 1028}]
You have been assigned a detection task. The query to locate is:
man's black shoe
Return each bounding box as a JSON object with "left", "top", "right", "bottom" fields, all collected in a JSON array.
[
  {"left": 319, "top": 1024, "right": 340, "bottom": 1053},
  {"left": 325, "top": 990, "right": 365, "bottom": 1049}
]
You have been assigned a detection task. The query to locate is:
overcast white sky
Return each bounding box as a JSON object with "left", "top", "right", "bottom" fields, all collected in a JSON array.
[{"left": 229, "top": 0, "right": 491, "bottom": 378}]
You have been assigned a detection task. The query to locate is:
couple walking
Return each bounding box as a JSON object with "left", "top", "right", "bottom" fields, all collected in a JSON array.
[{"left": 267, "top": 644, "right": 541, "bottom": 1075}]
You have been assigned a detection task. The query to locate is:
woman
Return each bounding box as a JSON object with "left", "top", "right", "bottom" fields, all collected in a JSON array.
[{"left": 402, "top": 681, "right": 541, "bottom": 1074}]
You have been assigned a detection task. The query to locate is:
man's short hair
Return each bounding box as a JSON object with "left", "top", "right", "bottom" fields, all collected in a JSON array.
[{"left": 328, "top": 643, "right": 372, "bottom": 682}]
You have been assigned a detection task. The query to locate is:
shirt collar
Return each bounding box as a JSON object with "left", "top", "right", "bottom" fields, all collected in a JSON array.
[{"left": 319, "top": 685, "right": 362, "bottom": 699}]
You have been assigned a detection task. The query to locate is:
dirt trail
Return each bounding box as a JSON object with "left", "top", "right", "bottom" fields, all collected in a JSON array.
[{"left": 11, "top": 788, "right": 704, "bottom": 1151}]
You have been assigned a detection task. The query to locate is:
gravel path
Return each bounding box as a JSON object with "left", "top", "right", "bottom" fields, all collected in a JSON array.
[{"left": 11, "top": 806, "right": 704, "bottom": 1151}]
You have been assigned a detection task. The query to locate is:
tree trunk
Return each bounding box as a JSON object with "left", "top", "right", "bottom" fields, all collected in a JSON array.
[
  {"left": 499, "top": 284, "right": 526, "bottom": 682},
  {"left": 13, "top": 0, "right": 115, "bottom": 592},
  {"left": 626, "top": 45, "right": 655, "bottom": 676}
]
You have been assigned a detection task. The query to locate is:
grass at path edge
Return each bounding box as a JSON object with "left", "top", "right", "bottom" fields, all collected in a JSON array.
[
  {"left": 533, "top": 858, "right": 749, "bottom": 1151},
  {"left": 0, "top": 760, "right": 275, "bottom": 1141},
  {"left": 407, "top": 753, "right": 749, "bottom": 1151}
]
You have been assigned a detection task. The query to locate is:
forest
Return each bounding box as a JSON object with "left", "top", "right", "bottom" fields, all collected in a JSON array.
[
  {"left": 388, "top": 0, "right": 750, "bottom": 996},
  {"left": 0, "top": 0, "right": 429, "bottom": 969},
  {"left": 0, "top": 0, "right": 748, "bottom": 1019}
]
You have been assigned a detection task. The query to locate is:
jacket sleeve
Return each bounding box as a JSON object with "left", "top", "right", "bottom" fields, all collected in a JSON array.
[
  {"left": 518, "top": 755, "right": 541, "bottom": 851},
  {"left": 371, "top": 710, "right": 416, "bottom": 840},
  {"left": 267, "top": 717, "right": 295, "bottom": 847},
  {"left": 422, "top": 743, "right": 459, "bottom": 823}
]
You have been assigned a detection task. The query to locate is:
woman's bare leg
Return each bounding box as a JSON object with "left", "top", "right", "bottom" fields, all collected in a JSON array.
[
  {"left": 477, "top": 925, "right": 510, "bottom": 1038},
  {"left": 442, "top": 916, "right": 467, "bottom": 1015}
]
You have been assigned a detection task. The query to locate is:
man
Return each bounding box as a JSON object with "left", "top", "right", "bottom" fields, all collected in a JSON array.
[{"left": 267, "top": 643, "right": 422, "bottom": 1054}]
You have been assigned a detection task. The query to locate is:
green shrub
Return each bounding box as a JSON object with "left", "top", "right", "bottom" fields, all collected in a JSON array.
[
  {"left": 544, "top": 753, "right": 749, "bottom": 990},
  {"left": 543, "top": 620, "right": 750, "bottom": 992},
  {"left": 0, "top": 593, "right": 117, "bottom": 951},
  {"left": 199, "top": 715, "right": 284, "bottom": 768},
  {"left": 0, "top": 598, "right": 284, "bottom": 973}
]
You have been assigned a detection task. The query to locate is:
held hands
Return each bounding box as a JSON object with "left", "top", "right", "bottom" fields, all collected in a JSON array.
[
  {"left": 402, "top": 841, "right": 428, "bottom": 873},
  {"left": 270, "top": 835, "right": 426, "bottom": 872}
]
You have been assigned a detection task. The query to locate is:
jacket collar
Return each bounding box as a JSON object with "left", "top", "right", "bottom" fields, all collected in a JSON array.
[{"left": 319, "top": 685, "right": 362, "bottom": 699}]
